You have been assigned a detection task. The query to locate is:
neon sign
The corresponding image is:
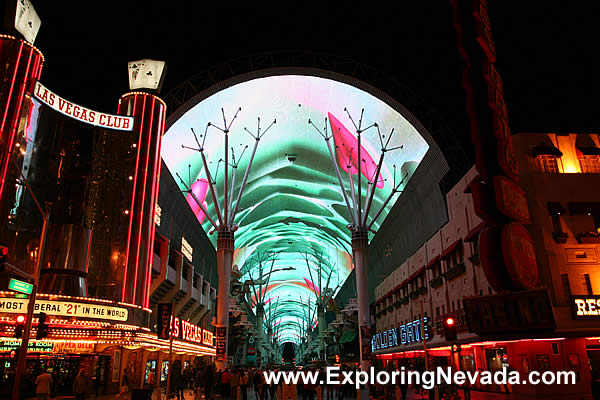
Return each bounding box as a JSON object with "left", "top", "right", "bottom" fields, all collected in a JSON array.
[
  {"left": 171, "top": 317, "right": 214, "bottom": 347},
  {"left": 572, "top": 296, "right": 600, "bottom": 319},
  {"left": 371, "top": 317, "right": 429, "bottom": 351}
]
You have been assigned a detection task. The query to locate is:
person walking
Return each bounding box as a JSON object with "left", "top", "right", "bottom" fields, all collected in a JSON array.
[
  {"left": 34, "top": 369, "right": 53, "bottom": 400},
  {"left": 146, "top": 368, "right": 157, "bottom": 399},
  {"left": 230, "top": 370, "right": 241, "bottom": 400},
  {"left": 73, "top": 370, "right": 90, "bottom": 400},
  {"left": 220, "top": 368, "right": 232, "bottom": 400},
  {"left": 239, "top": 370, "right": 248, "bottom": 400}
]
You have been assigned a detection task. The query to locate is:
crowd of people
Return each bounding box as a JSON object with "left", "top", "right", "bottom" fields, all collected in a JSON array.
[{"left": 160, "top": 364, "right": 408, "bottom": 400}]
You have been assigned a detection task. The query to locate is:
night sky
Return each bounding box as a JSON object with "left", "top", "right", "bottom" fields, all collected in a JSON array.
[{"left": 15, "top": 2, "right": 599, "bottom": 151}]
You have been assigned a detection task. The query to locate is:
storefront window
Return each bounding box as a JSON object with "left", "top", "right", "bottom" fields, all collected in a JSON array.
[
  {"left": 461, "top": 354, "right": 476, "bottom": 372},
  {"left": 485, "top": 347, "right": 508, "bottom": 372}
]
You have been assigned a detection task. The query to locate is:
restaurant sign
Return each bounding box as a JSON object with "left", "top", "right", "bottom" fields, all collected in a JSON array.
[
  {"left": 571, "top": 295, "right": 600, "bottom": 320},
  {"left": 0, "top": 298, "right": 128, "bottom": 321},
  {"left": 372, "top": 317, "right": 430, "bottom": 352}
]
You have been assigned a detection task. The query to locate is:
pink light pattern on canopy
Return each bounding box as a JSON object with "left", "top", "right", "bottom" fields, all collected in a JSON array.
[
  {"left": 329, "top": 112, "right": 384, "bottom": 188},
  {"left": 185, "top": 178, "right": 209, "bottom": 223}
]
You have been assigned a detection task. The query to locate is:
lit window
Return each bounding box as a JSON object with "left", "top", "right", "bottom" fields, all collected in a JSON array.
[
  {"left": 579, "top": 155, "right": 600, "bottom": 173},
  {"left": 537, "top": 155, "right": 559, "bottom": 173}
]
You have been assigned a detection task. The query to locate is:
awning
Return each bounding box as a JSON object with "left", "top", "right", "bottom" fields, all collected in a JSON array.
[
  {"left": 530, "top": 144, "right": 562, "bottom": 158},
  {"left": 408, "top": 265, "right": 427, "bottom": 281},
  {"left": 339, "top": 329, "right": 358, "bottom": 343},
  {"left": 576, "top": 146, "right": 600, "bottom": 156},
  {"left": 440, "top": 239, "right": 462, "bottom": 259},
  {"left": 464, "top": 222, "right": 486, "bottom": 242},
  {"left": 426, "top": 256, "right": 440, "bottom": 269}
]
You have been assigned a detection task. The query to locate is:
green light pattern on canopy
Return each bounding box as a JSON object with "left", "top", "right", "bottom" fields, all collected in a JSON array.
[{"left": 162, "top": 75, "right": 429, "bottom": 343}]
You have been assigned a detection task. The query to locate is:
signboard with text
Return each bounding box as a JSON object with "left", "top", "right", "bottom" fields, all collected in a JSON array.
[
  {"left": 216, "top": 327, "right": 227, "bottom": 361},
  {"left": 571, "top": 295, "right": 600, "bottom": 320},
  {"left": 33, "top": 82, "right": 134, "bottom": 131},
  {"left": 157, "top": 303, "right": 172, "bottom": 340},
  {"left": 8, "top": 279, "right": 33, "bottom": 295},
  {"left": 372, "top": 317, "right": 430, "bottom": 352},
  {"left": 0, "top": 297, "right": 128, "bottom": 321},
  {"left": 463, "top": 289, "right": 555, "bottom": 334}
]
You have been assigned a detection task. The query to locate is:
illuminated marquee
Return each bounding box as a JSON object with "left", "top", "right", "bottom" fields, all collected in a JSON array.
[
  {"left": 33, "top": 82, "right": 134, "bottom": 131},
  {"left": 571, "top": 295, "right": 600, "bottom": 319},
  {"left": 0, "top": 298, "right": 128, "bottom": 321},
  {"left": 371, "top": 317, "right": 430, "bottom": 352}
]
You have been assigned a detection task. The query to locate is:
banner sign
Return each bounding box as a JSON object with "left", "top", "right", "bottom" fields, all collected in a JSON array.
[
  {"left": 0, "top": 297, "right": 128, "bottom": 321},
  {"left": 33, "top": 82, "right": 134, "bottom": 131},
  {"left": 216, "top": 327, "right": 227, "bottom": 361},
  {"left": 157, "top": 303, "right": 172, "bottom": 340}
]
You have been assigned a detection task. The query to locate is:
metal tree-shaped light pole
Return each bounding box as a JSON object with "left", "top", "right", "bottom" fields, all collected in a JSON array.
[
  {"left": 244, "top": 251, "right": 279, "bottom": 368},
  {"left": 181, "top": 108, "right": 275, "bottom": 370},
  {"left": 309, "top": 108, "right": 405, "bottom": 371},
  {"left": 301, "top": 250, "right": 340, "bottom": 361}
]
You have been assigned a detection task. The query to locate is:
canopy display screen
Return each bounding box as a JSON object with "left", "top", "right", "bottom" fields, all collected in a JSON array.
[{"left": 162, "top": 75, "right": 429, "bottom": 343}]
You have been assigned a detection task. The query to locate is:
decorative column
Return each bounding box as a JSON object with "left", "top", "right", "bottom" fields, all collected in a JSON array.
[
  {"left": 0, "top": 35, "right": 43, "bottom": 204},
  {"left": 352, "top": 228, "right": 370, "bottom": 370},
  {"left": 117, "top": 92, "right": 166, "bottom": 307},
  {"left": 216, "top": 229, "right": 234, "bottom": 369}
]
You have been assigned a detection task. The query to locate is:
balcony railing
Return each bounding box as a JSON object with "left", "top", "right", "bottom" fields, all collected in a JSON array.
[
  {"left": 429, "top": 275, "right": 443, "bottom": 288},
  {"left": 443, "top": 262, "right": 466, "bottom": 281}
]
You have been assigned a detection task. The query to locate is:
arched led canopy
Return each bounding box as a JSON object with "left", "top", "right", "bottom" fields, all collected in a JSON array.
[{"left": 162, "top": 75, "right": 429, "bottom": 343}]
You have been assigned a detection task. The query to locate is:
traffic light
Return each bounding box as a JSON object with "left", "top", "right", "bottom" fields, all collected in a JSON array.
[
  {"left": 0, "top": 245, "right": 8, "bottom": 263},
  {"left": 14, "top": 315, "right": 25, "bottom": 338},
  {"left": 444, "top": 317, "right": 457, "bottom": 342},
  {"left": 36, "top": 312, "right": 49, "bottom": 340}
]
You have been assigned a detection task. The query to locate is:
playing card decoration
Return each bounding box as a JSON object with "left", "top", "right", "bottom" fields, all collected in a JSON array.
[
  {"left": 127, "top": 59, "right": 167, "bottom": 92},
  {"left": 14, "top": 0, "right": 41, "bottom": 44}
]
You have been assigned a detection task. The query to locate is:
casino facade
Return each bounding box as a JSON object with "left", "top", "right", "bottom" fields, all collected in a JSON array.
[
  {"left": 0, "top": 35, "right": 216, "bottom": 397},
  {"left": 372, "top": 134, "right": 600, "bottom": 398}
]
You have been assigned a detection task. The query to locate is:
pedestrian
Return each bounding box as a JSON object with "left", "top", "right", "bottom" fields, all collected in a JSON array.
[
  {"left": 117, "top": 369, "right": 129, "bottom": 400},
  {"left": 73, "top": 369, "right": 90, "bottom": 400},
  {"left": 462, "top": 380, "right": 471, "bottom": 400},
  {"left": 239, "top": 370, "right": 248, "bottom": 400},
  {"left": 221, "top": 368, "right": 231, "bottom": 400},
  {"left": 147, "top": 368, "right": 157, "bottom": 399},
  {"left": 230, "top": 370, "right": 240, "bottom": 400},
  {"left": 34, "top": 369, "right": 53, "bottom": 400}
]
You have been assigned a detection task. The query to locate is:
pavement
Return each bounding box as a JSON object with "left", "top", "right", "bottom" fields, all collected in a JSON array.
[{"left": 85, "top": 387, "right": 515, "bottom": 400}]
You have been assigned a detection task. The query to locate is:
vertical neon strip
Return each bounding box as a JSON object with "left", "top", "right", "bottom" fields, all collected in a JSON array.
[
  {"left": 132, "top": 96, "right": 150, "bottom": 304},
  {"left": 146, "top": 103, "right": 166, "bottom": 307},
  {"left": 142, "top": 98, "right": 158, "bottom": 307},
  {"left": 0, "top": 42, "right": 24, "bottom": 199},
  {"left": 122, "top": 94, "right": 140, "bottom": 302},
  {"left": 8, "top": 48, "right": 34, "bottom": 141},
  {"left": 0, "top": 42, "right": 23, "bottom": 132}
]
